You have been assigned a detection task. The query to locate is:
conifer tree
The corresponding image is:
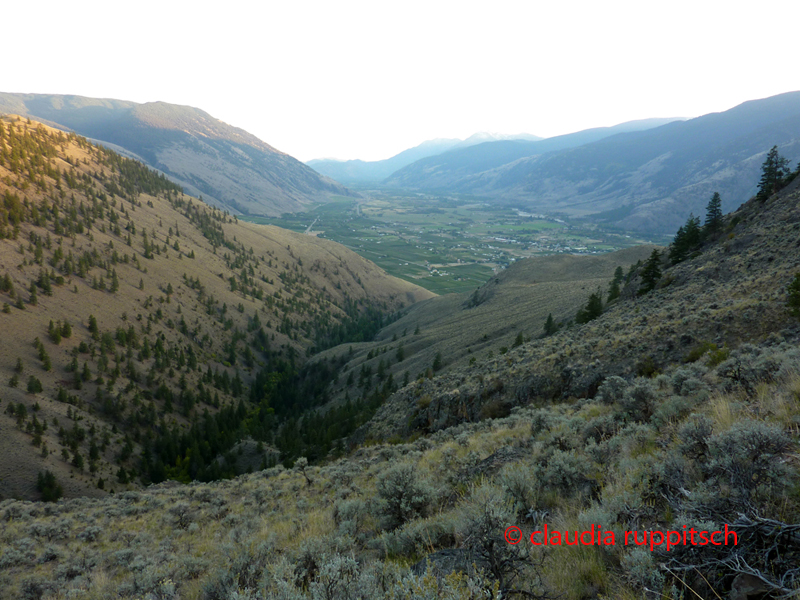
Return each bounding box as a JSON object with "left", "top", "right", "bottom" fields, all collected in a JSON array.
[
  {"left": 576, "top": 291, "right": 603, "bottom": 324},
  {"left": 36, "top": 470, "right": 63, "bottom": 502},
  {"left": 88, "top": 314, "right": 99, "bottom": 339},
  {"left": 757, "top": 146, "right": 792, "bottom": 201},
  {"left": 543, "top": 313, "right": 558, "bottom": 337},
  {"left": 788, "top": 273, "right": 800, "bottom": 319},
  {"left": 638, "top": 249, "right": 662, "bottom": 295},
  {"left": 669, "top": 214, "right": 701, "bottom": 264},
  {"left": 607, "top": 266, "right": 624, "bottom": 302},
  {"left": 703, "top": 192, "right": 723, "bottom": 237}
]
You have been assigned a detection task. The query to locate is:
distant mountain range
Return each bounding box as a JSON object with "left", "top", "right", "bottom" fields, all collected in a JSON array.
[
  {"left": 0, "top": 93, "right": 355, "bottom": 215},
  {"left": 6, "top": 90, "right": 800, "bottom": 234},
  {"left": 307, "top": 132, "right": 542, "bottom": 184},
  {"left": 384, "top": 92, "right": 800, "bottom": 233},
  {"left": 384, "top": 118, "right": 683, "bottom": 190}
]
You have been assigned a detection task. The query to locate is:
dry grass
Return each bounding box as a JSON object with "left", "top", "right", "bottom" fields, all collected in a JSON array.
[{"left": 709, "top": 393, "right": 742, "bottom": 432}]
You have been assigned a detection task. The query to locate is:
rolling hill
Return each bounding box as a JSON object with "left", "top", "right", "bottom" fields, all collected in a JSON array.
[
  {"left": 0, "top": 93, "right": 355, "bottom": 216},
  {"left": 0, "top": 115, "right": 431, "bottom": 501}
]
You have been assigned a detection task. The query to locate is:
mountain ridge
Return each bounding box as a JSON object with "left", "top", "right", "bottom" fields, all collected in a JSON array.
[
  {"left": 0, "top": 92, "right": 355, "bottom": 216},
  {"left": 307, "top": 132, "right": 542, "bottom": 184},
  {"left": 387, "top": 93, "right": 800, "bottom": 233},
  {"left": 383, "top": 117, "right": 684, "bottom": 189}
]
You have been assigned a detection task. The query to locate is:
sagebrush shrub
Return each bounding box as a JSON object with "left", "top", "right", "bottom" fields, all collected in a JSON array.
[
  {"left": 677, "top": 414, "right": 713, "bottom": 459},
  {"left": 542, "top": 450, "right": 588, "bottom": 496},
  {"left": 620, "top": 379, "right": 657, "bottom": 422},
  {"left": 620, "top": 547, "right": 664, "bottom": 592},
  {"left": 498, "top": 462, "right": 540, "bottom": 517},
  {"left": 456, "top": 483, "right": 535, "bottom": 595},
  {"left": 376, "top": 464, "right": 433, "bottom": 530},
  {"left": 595, "top": 376, "right": 627, "bottom": 405},
  {"left": 707, "top": 420, "right": 792, "bottom": 497}
]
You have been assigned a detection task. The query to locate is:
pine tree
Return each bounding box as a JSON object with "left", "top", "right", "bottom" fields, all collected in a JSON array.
[
  {"left": 788, "top": 273, "right": 800, "bottom": 319},
  {"left": 703, "top": 192, "right": 723, "bottom": 237},
  {"left": 638, "top": 249, "right": 662, "bottom": 295},
  {"left": 1, "top": 273, "right": 13, "bottom": 292},
  {"left": 88, "top": 314, "right": 99, "bottom": 339},
  {"left": 576, "top": 291, "right": 603, "bottom": 324},
  {"left": 27, "top": 375, "right": 43, "bottom": 393},
  {"left": 543, "top": 313, "right": 558, "bottom": 337},
  {"left": 757, "top": 146, "right": 792, "bottom": 201},
  {"left": 607, "top": 266, "right": 624, "bottom": 302},
  {"left": 669, "top": 214, "right": 701, "bottom": 264},
  {"left": 36, "top": 470, "right": 63, "bottom": 502}
]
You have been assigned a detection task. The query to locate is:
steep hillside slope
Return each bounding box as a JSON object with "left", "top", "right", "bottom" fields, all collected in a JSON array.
[
  {"left": 385, "top": 118, "right": 682, "bottom": 190},
  {"left": 308, "top": 245, "right": 657, "bottom": 413},
  {"left": 365, "top": 174, "right": 800, "bottom": 437},
  {"left": 0, "top": 93, "right": 355, "bottom": 215},
  {"left": 0, "top": 116, "right": 431, "bottom": 500}
]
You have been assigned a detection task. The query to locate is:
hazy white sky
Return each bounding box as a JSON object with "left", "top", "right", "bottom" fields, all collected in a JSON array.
[{"left": 4, "top": 1, "right": 800, "bottom": 162}]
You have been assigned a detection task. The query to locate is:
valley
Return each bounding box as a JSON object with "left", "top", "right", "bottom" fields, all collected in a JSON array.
[
  {"left": 242, "top": 190, "right": 665, "bottom": 294},
  {"left": 0, "top": 116, "right": 432, "bottom": 499}
]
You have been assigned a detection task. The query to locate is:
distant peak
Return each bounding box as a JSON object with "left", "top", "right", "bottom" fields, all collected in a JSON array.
[{"left": 459, "top": 132, "right": 542, "bottom": 145}]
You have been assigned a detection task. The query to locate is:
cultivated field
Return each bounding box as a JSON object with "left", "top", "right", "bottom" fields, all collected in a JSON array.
[{"left": 242, "top": 191, "right": 666, "bottom": 294}]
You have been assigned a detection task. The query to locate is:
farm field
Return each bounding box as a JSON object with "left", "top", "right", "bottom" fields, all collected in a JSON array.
[{"left": 242, "top": 191, "right": 667, "bottom": 294}]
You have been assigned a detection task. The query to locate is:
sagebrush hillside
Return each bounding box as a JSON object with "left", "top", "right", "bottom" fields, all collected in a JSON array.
[
  {"left": 0, "top": 115, "right": 431, "bottom": 500},
  {"left": 305, "top": 245, "right": 657, "bottom": 420}
]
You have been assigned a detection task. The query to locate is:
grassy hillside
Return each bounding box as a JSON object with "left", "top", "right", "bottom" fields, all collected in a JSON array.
[
  {"left": 0, "top": 115, "right": 431, "bottom": 500},
  {"left": 0, "top": 93, "right": 356, "bottom": 215}
]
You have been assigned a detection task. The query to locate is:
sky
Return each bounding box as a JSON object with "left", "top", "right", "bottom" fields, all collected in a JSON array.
[{"left": 4, "top": 1, "right": 800, "bottom": 162}]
